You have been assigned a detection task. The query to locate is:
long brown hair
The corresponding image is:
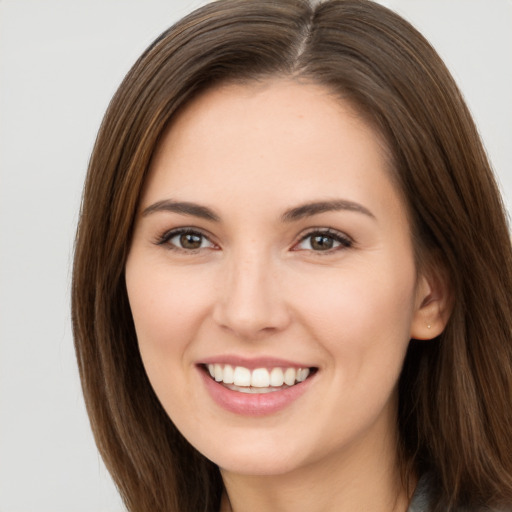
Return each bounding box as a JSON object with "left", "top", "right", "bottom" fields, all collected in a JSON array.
[{"left": 72, "top": 1, "right": 512, "bottom": 510}]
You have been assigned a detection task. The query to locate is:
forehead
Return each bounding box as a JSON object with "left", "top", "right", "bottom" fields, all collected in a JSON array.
[
  {"left": 143, "top": 79, "right": 400, "bottom": 221},
  {"left": 158, "top": 79, "right": 387, "bottom": 158}
]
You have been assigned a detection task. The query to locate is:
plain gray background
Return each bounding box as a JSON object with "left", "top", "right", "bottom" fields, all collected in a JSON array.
[{"left": 1, "top": 1, "right": 511, "bottom": 510}]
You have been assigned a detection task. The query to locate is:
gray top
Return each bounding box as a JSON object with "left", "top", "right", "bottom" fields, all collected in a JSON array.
[
  {"left": 407, "top": 473, "right": 435, "bottom": 512},
  {"left": 407, "top": 473, "right": 512, "bottom": 512}
]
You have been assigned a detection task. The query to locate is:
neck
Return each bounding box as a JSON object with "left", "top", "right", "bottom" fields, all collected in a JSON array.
[
  {"left": 219, "top": 411, "right": 413, "bottom": 512},
  {"left": 221, "top": 463, "right": 410, "bottom": 512}
]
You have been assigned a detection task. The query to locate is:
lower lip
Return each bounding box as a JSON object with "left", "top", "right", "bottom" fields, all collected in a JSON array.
[{"left": 199, "top": 368, "right": 314, "bottom": 416}]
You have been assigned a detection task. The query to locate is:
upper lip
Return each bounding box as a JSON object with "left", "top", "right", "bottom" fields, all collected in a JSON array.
[{"left": 198, "top": 355, "right": 316, "bottom": 370}]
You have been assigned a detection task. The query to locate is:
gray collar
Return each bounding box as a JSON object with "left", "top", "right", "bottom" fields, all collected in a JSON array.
[
  {"left": 407, "top": 474, "right": 512, "bottom": 512},
  {"left": 407, "top": 473, "right": 435, "bottom": 512}
]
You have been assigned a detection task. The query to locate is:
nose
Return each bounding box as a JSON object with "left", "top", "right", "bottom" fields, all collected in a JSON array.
[{"left": 212, "top": 249, "right": 291, "bottom": 340}]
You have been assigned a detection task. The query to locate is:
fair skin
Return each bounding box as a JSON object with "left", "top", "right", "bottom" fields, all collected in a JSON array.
[{"left": 125, "top": 79, "right": 448, "bottom": 512}]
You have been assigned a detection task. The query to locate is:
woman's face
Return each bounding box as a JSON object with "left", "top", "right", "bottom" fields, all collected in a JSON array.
[{"left": 126, "top": 80, "right": 431, "bottom": 477}]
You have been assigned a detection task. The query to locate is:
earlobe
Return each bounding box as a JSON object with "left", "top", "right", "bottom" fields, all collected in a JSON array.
[{"left": 410, "top": 267, "right": 453, "bottom": 340}]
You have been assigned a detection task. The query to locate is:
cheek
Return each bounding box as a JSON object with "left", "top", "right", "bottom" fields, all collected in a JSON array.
[
  {"left": 125, "top": 260, "right": 215, "bottom": 423},
  {"left": 290, "top": 262, "right": 417, "bottom": 436},
  {"left": 291, "top": 259, "right": 417, "bottom": 366},
  {"left": 125, "top": 260, "right": 214, "bottom": 363}
]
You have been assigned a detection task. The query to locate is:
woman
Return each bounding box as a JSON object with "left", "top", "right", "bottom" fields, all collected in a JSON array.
[{"left": 72, "top": 1, "right": 512, "bottom": 511}]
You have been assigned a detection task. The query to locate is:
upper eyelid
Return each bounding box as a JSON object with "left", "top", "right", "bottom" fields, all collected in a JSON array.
[
  {"left": 156, "top": 226, "right": 217, "bottom": 247},
  {"left": 296, "top": 227, "right": 352, "bottom": 242},
  {"left": 293, "top": 228, "right": 354, "bottom": 252},
  {"left": 154, "top": 226, "right": 353, "bottom": 248},
  {"left": 159, "top": 226, "right": 214, "bottom": 239}
]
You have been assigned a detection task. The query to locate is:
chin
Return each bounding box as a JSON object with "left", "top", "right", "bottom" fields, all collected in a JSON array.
[
  {"left": 217, "top": 453, "right": 304, "bottom": 477},
  {"left": 195, "top": 430, "right": 321, "bottom": 477}
]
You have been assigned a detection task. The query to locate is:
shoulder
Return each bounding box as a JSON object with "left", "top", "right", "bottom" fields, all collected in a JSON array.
[{"left": 407, "top": 473, "right": 512, "bottom": 512}]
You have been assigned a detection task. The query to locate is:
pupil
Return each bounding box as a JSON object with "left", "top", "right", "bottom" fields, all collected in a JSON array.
[
  {"left": 180, "top": 233, "right": 202, "bottom": 249},
  {"left": 311, "top": 235, "right": 333, "bottom": 250}
]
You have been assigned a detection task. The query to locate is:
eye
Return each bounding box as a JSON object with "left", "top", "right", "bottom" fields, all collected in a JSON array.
[
  {"left": 157, "top": 228, "right": 216, "bottom": 251},
  {"left": 294, "top": 229, "right": 352, "bottom": 252}
]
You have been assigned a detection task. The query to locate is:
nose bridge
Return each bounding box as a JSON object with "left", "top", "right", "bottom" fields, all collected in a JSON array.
[{"left": 213, "top": 243, "right": 289, "bottom": 338}]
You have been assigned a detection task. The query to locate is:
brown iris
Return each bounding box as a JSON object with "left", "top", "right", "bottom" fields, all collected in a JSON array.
[
  {"left": 310, "top": 234, "right": 335, "bottom": 251},
  {"left": 180, "top": 233, "right": 203, "bottom": 249}
]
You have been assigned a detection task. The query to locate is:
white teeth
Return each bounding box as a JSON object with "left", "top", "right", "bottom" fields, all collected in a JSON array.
[
  {"left": 226, "top": 384, "right": 280, "bottom": 394},
  {"left": 214, "top": 363, "right": 223, "bottom": 382},
  {"left": 233, "top": 366, "right": 251, "bottom": 387},
  {"left": 270, "top": 367, "right": 285, "bottom": 387},
  {"left": 297, "top": 368, "right": 310, "bottom": 382},
  {"left": 251, "top": 368, "right": 270, "bottom": 388},
  {"left": 284, "top": 367, "right": 296, "bottom": 386},
  {"left": 206, "top": 364, "right": 312, "bottom": 389},
  {"left": 223, "top": 364, "right": 234, "bottom": 384}
]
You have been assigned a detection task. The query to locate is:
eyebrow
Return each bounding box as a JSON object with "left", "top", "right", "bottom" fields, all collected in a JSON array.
[
  {"left": 281, "top": 199, "right": 375, "bottom": 222},
  {"left": 142, "top": 200, "right": 220, "bottom": 221},
  {"left": 142, "top": 198, "right": 375, "bottom": 223}
]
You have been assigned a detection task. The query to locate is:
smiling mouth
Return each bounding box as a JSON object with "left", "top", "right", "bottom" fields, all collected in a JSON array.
[{"left": 204, "top": 364, "right": 316, "bottom": 394}]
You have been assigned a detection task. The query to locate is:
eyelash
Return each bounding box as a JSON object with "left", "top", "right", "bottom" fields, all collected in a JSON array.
[
  {"left": 293, "top": 228, "right": 353, "bottom": 253},
  {"left": 155, "top": 228, "right": 217, "bottom": 253},
  {"left": 155, "top": 227, "right": 353, "bottom": 253}
]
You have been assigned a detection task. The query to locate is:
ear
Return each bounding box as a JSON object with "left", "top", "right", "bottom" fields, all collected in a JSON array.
[{"left": 410, "top": 262, "right": 453, "bottom": 340}]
